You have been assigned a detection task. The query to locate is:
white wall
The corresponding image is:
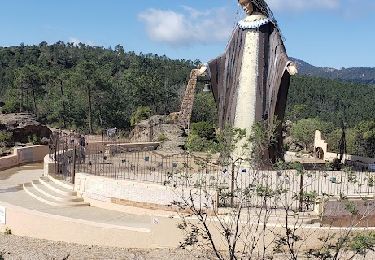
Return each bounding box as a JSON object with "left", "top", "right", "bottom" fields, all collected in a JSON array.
[{"left": 74, "top": 173, "right": 218, "bottom": 212}]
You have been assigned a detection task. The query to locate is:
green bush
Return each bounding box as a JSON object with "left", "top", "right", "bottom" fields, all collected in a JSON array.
[
  {"left": 0, "top": 131, "right": 12, "bottom": 144},
  {"left": 290, "top": 118, "right": 334, "bottom": 152},
  {"left": 130, "top": 106, "right": 151, "bottom": 126},
  {"left": 326, "top": 128, "right": 357, "bottom": 155},
  {"left": 191, "top": 92, "right": 218, "bottom": 125},
  {"left": 157, "top": 133, "right": 168, "bottom": 142},
  {"left": 28, "top": 134, "right": 41, "bottom": 145},
  {"left": 186, "top": 134, "right": 217, "bottom": 153},
  {"left": 186, "top": 122, "right": 217, "bottom": 152},
  {"left": 326, "top": 120, "right": 375, "bottom": 158},
  {"left": 190, "top": 122, "right": 216, "bottom": 140},
  {"left": 349, "top": 232, "right": 375, "bottom": 255}
]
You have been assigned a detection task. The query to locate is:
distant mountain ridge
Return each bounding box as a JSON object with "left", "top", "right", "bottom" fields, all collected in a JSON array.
[{"left": 290, "top": 58, "right": 375, "bottom": 84}]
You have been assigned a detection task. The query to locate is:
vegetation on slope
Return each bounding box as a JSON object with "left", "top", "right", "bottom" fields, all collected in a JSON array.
[
  {"left": 0, "top": 42, "right": 196, "bottom": 132},
  {"left": 291, "top": 58, "right": 375, "bottom": 84},
  {"left": 0, "top": 42, "right": 374, "bottom": 157}
]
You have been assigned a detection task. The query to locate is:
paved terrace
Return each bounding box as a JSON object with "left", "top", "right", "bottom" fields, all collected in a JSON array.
[
  {"left": 0, "top": 164, "right": 182, "bottom": 248},
  {"left": 0, "top": 164, "right": 374, "bottom": 251}
]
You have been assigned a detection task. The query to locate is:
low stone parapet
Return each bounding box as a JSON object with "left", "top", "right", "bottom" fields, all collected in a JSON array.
[
  {"left": 0, "top": 145, "right": 49, "bottom": 171},
  {"left": 74, "top": 172, "right": 218, "bottom": 213},
  {"left": 43, "top": 155, "right": 56, "bottom": 176}
]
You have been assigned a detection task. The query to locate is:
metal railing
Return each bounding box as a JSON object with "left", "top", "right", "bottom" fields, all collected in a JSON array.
[{"left": 49, "top": 132, "right": 375, "bottom": 211}]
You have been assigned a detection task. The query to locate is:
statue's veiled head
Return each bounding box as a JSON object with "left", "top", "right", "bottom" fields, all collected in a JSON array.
[
  {"left": 238, "top": 0, "right": 272, "bottom": 18},
  {"left": 237, "top": 0, "right": 282, "bottom": 37},
  {"left": 238, "top": 0, "right": 254, "bottom": 15}
]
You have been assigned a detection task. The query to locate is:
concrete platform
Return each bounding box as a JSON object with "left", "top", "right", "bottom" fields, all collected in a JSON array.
[
  {"left": 0, "top": 164, "right": 183, "bottom": 248},
  {"left": 0, "top": 165, "right": 153, "bottom": 228},
  {"left": 1, "top": 164, "right": 373, "bottom": 250}
]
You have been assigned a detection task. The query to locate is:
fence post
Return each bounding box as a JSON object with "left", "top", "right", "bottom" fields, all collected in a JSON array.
[
  {"left": 299, "top": 173, "right": 304, "bottom": 212},
  {"left": 231, "top": 163, "right": 235, "bottom": 208},
  {"left": 149, "top": 124, "right": 153, "bottom": 142},
  {"left": 56, "top": 136, "right": 60, "bottom": 176},
  {"left": 53, "top": 135, "right": 57, "bottom": 175},
  {"left": 72, "top": 146, "right": 77, "bottom": 184}
]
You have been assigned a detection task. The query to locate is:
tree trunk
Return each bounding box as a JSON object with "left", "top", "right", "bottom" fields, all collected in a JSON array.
[
  {"left": 60, "top": 79, "right": 66, "bottom": 128},
  {"left": 87, "top": 86, "right": 93, "bottom": 134},
  {"left": 32, "top": 89, "right": 38, "bottom": 117},
  {"left": 19, "top": 88, "right": 23, "bottom": 113}
]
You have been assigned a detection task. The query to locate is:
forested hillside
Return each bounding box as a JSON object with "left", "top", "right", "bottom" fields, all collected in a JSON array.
[
  {"left": 0, "top": 42, "right": 196, "bottom": 132},
  {"left": 0, "top": 43, "right": 374, "bottom": 157},
  {"left": 291, "top": 58, "right": 375, "bottom": 84},
  {"left": 286, "top": 76, "right": 375, "bottom": 127},
  {"left": 286, "top": 76, "right": 375, "bottom": 157}
]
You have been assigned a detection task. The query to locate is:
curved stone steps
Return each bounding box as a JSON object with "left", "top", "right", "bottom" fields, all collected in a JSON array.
[
  {"left": 23, "top": 175, "right": 90, "bottom": 207},
  {"left": 39, "top": 176, "right": 77, "bottom": 197},
  {"left": 31, "top": 180, "right": 83, "bottom": 203},
  {"left": 45, "top": 174, "right": 75, "bottom": 191}
]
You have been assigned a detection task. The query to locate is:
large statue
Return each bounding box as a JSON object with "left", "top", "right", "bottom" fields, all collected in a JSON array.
[{"left": 205, "top": 0, "right": 297, "bottom": 162}]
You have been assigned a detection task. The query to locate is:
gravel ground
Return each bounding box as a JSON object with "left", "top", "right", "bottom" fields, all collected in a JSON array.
[
  {"left": 1, "top": 233, "right": 372, "bottom": 260},
  {"left": 0, "top": 234, "right": 212, "bottom": 260}
]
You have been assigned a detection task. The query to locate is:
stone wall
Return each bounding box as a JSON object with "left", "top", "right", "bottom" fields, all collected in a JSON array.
[
  {"left": 129, "top": 115, "right": 186, "bottom": 153},
  {"left": 74, "top": 172, "right": 218, "bottom": 212},
  {"left": 0, "top": 145, "right": 49, "bottom": 171}
]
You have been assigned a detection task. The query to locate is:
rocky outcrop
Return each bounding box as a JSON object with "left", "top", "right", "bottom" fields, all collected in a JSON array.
[
  {"left": 129, "top": 115, "right": 186, "bottom": 153},
  {"left": 129, "top": 68, "right": 210, "bottom": 152},
  {"left": 0, "top": 113, "right": 51, "bottom": 144}
]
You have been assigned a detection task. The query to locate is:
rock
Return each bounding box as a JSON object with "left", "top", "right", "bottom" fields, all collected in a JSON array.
[
  {"left": 129, "top": 115, "right": 187, "bottom": 153},
  {"left": 40, "top": 137, "right": 50, "bottom": 145},
  {"left": 0, "top": 113, "right": 52, "bottom": 144}
]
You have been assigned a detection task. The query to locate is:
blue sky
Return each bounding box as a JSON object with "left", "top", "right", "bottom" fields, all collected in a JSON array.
[{"left": 0, "top": 0, "right": 374, "bottom": 68}]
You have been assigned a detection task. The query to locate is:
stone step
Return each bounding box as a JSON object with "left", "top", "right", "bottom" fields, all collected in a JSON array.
[
  {"left": 31, "top": 180, "right": 83, "bottom": 203},
  {"left": 39, "top": 176, "right": 77, "bottom": 197},
  {"left": 23, "top": 183, "right": 89, "bottom": 207},
  {"left": 45, "top": 174, "right": 74, "bottom": 191}
]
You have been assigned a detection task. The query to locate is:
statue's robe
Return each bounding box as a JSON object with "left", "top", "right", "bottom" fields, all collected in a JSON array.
[{"left": 208, "top": 16, "right": 292, "bottom": 162}]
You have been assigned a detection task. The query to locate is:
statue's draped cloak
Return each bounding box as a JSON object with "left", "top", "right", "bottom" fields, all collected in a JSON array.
[{"left": 208, "top": 22, "right": 291, "bottom": 161}]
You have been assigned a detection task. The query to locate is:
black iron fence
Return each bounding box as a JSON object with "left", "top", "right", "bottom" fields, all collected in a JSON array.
[
  {"left": 49, "top": 132, "right": 375, "bottom": 211},
  {"left": 49, "top": 131, "right": 80, "bottom": 183}
]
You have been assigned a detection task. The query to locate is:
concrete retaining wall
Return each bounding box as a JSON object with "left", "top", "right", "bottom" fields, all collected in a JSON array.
[
  {"left": 0, "top": 145, "right": 49, "bottom": 171},
  {"left": 74, "top": 172, "right": 218, "bottom": 212}
]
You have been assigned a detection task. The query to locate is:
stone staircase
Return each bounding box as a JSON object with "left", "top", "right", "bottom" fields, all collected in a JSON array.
[
  {"left": 178, "top": 69, "right": 199, "bottom": 129},
  {"left": 23, "top": 175, "right": 89, "bottom": 207}
]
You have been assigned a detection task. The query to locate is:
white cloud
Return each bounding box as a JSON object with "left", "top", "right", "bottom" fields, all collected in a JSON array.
[
  {"left": 138, "top": 1, "right": 375, "bottom": 47},
  {"left": 267, "top": 0, "right": 340, "bottom": 11},
  {"left": 267, "top": 0, "right": 375, "bottom": 15},
  {"left": 68, "top": 37, "right": 95, "bottom": 47},
  {"left": 181, "top": 6, "right": 210, "bottom": 19},
  {"left": 138, "top": 7, "right": 233, "bottom": 47}
]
